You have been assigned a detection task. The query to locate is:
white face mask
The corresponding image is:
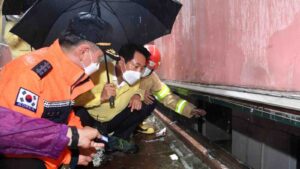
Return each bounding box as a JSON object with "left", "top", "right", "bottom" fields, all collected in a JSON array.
[
  {"left": 84, "top": 62, "right": 100, "bottom": 76},
  {"left": 122, "top": 70, "right": 141, "bottom": 85},
  {"left": 81, "top": 51, "right": 101, "bottom": 76},
  {"left": 141, "top": 67, "right": 153, "bottom": 77}
]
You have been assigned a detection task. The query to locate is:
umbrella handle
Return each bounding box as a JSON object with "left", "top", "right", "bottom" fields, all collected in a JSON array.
[
  {"left": 109, "top": 96, "right": 115, "bottom": 108},
  {"left": 103, "top": 54, "right": 115, "bottom": 108}
]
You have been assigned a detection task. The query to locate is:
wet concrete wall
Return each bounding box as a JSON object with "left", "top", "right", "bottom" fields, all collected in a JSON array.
[{"left": 155, "top": 0, "right": 300, "bottom": 91}]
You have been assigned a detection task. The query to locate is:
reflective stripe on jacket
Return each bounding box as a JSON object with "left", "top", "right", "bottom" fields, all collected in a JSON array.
[
  {"left": 153, "top": 84, "right": 171, "bottom": 101},
  {"left": 140, "top": 72, "right": 195, "bottom": 118}
]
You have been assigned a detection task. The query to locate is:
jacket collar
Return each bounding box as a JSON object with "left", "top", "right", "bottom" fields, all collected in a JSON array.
[{"left": 48, "top": 40, "right": 88, "bottom": 87}]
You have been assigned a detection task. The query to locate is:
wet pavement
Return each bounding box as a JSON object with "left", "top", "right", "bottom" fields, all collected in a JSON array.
[{"left": 83, "top": 115, "right": 209, "bottom": 169}]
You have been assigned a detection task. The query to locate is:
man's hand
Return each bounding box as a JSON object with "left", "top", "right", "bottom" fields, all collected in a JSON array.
[
  {"left": 78, "top": 154, "right": 93, "bottom": 166},
  {"left": 77, "top": 126, "right": 104, "bottom": 149},
  {"left": 128, "top": 94, "right": 142, "bottom": 112},
  {"left": 77, "top": 148, "right": 96, "bottom": 166},
  {"left": 144, "top": 90, "right": 155, "bottom": 105},
  {"left": 191, "top": 108, "right": 207, "bottom": 117},
  {"left": 101, "top": 83, "right": 116, "bottom": 102}
]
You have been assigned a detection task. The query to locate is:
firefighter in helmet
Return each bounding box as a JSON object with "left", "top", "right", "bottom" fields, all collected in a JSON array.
[{"left": 138, "top": 45, "right": 207, "bottom": 133}]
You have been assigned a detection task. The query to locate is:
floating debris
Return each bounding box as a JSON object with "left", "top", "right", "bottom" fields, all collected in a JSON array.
[
  {"left": 170, "top": 154, "right": 179, "bottom": 161},
  {"left": 155, "top": 127, "right": 167, "bottom": 137}
]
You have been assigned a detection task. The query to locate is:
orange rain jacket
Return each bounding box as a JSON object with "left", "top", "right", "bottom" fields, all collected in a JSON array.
[{"left": 0, "top": 40, "right": 94, "bottom": 169}]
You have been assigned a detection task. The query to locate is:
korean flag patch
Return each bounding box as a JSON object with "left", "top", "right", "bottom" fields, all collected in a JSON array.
[{"left": 15, "top": 88, "right": 39, "bottom": 112}]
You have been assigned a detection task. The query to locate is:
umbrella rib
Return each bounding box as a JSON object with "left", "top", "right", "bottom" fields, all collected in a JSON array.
[
  {"left": 66, "top": 3, "right": 92, "bottom": 13},
  {"left": 89, "top": 1, "right": 95, "bottom": 13},
  {"left": 102, "top": 0, "right": 130, "bottom": 44}
]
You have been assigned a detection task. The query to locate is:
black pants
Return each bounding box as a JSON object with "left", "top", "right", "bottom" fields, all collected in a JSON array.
[
  {"left": 0, "top": 157, "right": 46, "bottom": 169},
  {"left": 75, "top": 99, "right": 157, "bottom": 140}
]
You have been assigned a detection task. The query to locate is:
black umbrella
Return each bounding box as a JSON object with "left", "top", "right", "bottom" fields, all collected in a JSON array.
[
  {"left": 2, "top": 0, "right": 38, "bottom": 15},
  {"left": 11, "top": 0, "right": 182, "bottom": 108},
  {"left": 10, "top": 0, "right": 182, "bottom": 51}
]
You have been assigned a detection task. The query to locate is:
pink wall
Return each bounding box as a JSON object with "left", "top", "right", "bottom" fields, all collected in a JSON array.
[{"left": 155, "top": 0, "right": 300, "bottom": 91}]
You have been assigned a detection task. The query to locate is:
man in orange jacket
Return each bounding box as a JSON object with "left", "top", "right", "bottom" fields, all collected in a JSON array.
[{"left": 0, "top": 13, "right": 117, "bottom": 169}]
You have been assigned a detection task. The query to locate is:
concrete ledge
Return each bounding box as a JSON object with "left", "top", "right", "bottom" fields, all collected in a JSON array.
[
  {"left": 165, "top": 80, "right": 300, "bottom": 111},
  {"left": 154, "top": 109, "right": 230, "bottom": 169}
]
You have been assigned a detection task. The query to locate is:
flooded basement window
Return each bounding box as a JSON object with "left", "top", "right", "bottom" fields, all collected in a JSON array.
[{"left": 158, "top": 90, "right": 300, "bottom": 169}]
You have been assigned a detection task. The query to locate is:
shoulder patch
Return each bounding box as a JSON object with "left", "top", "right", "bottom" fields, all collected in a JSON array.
[
  {"left": 32, "top": 60, "right": 52, "bottom": 78},
  {"left": 15, "top": 88, "right": 39, "bottom": 113}
]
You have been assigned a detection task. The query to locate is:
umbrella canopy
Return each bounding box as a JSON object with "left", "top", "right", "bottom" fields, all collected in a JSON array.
[
  {"left": 2, "top": 0, "right": 38, "bottom": 15},
  {"left": 11, "top": 0, "right": 182, "bottom": 51}
]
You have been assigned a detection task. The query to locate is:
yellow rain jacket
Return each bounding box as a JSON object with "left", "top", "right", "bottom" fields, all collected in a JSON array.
[
  {"left": 3, "top": 20, "right": 32, "bottom": 58},
  {"left": 76, "top": 61, "right": 144, "bottom": 122},
  {"left": 140, "top": 72, "right": 195, "bottom": 118}
]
